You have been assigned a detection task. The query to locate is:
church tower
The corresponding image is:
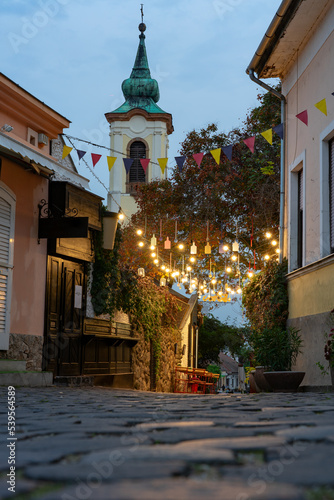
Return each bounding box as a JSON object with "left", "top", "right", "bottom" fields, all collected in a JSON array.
[{"left": 105, "top": 18, "right": 173, "bottom": 218}]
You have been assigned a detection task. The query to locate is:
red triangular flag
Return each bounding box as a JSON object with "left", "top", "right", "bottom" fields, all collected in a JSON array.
[
  {"left": 193, "top": 152, "right": 204, "bottom": 167},
  {"left": 243, "top": 136, "right": 255, "bottom": 153},
  {"left": 296, "top": 110, "right": 308, "bottom": 126},
  {"left": 140, "top": 158, "right": 150, "bottom": 173},
  {"left": 91, "top": 153, "right": 102, "bottom": 167}
]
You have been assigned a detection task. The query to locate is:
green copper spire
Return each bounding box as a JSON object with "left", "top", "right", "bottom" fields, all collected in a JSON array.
[{"left": 111, "top": 22, "right": 167, "bottom": 115}]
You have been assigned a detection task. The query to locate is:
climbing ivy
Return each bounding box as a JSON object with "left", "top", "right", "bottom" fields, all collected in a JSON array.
[{"left": 91, "top": 215, "right": 180, "bottom": 375}]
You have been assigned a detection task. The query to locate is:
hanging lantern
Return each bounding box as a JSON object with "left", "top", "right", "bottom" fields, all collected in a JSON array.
[
  {"left": 160, "top": 277, "right": 167, "bottom": 287},
  {"left": 137, "top": 268, "right": 145, "bottom": 277},
  {"left": 205, "top": 242, "right": 211, "bottom": 254},
  {"left": 232, "top": 241, "right": 239, "bottom": 252},
  {"left": 151, "top": 234, "right": 157, "bottom": 247},
  {"left": 218, "top": 240, "right": 224, "bottom": 254},
  {"left": 190, "top": 241, "right": 197, "bottom": 254},
  {"left": 164, "top": 237, "right": 171, "bottom": 249}
]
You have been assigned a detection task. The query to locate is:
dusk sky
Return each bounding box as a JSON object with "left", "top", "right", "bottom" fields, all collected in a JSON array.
[{"left": 1, "top": 0, "right": 281, "bottom": 200}]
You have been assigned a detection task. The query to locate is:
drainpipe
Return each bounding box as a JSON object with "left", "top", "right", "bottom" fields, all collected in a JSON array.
[{"left": 246, "top": 69, "right": 286, "bottom": 263}]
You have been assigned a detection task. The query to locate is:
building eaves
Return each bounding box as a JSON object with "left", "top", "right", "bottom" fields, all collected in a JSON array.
[{"left": 246, "top": 0, "right": 302, "bottom": 78}]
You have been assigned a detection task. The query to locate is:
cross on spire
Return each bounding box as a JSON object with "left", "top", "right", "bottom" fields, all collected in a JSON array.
[{"left": 141, "top": 4, "right": 144, "bottom": 23}]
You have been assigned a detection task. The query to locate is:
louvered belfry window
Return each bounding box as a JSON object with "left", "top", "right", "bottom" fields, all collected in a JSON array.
[
  {"left": 330, "top": 139, "right": 334, "bottom": 253},
  {"left": 129, "top": 141, "right": 146, "bottom": 183}
]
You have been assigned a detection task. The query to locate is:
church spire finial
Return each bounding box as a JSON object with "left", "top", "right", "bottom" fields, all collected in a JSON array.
[{"left": 139, "top": 4, "right": 146, "bottom": 34}]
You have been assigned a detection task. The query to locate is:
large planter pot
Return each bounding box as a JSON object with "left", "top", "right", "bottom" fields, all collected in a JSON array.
[
  {"left": 263, "top": 371, "right": 305, "bottom": 392},
  {"left": 253, "top": 366, "right": 272, "bottom": 392}
]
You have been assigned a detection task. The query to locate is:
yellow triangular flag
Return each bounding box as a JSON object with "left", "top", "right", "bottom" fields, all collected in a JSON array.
[
  {"left": 107, "top": 156, "right": 117, "bottom": 171},
  {"left": 261, "top": 128, "right": 273, "bottom": 145},
  {"left": 158, "top": 158, "right": 168, "bottom": 174},
  {"left": 210, "top": 148, "right": 221, "bottom": 165},
  {"left": 315, "top": 98, "right": 327, "bottom": 116},
  {"left": 62, "top": 145, "right": 73, "bottom": 159}
]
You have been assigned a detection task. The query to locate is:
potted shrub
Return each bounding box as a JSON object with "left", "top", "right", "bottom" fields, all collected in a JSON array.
[
  {"left": 251, "top": 326, "right": 304, "bottom": 391},
  {"left": 243, "top": 259, "right": 304, "bottom": 392}
]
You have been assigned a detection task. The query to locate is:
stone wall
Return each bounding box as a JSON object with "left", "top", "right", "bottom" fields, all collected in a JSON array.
[
  {"left": 0, "top": 333, "right": 43, "bottom": 371},
  {"left": 132, "top": 327, "right": 182, "bottom": 393}
]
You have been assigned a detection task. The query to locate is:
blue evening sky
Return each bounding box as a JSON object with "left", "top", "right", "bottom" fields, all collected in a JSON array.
[{"left": 1, "top": 0, "right": 281, "bottom": 200}]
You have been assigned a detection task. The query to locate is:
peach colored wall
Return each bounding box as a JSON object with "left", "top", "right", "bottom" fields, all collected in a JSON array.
[{"left": 1, "top": 158, "right": 48, "bottom": 337}]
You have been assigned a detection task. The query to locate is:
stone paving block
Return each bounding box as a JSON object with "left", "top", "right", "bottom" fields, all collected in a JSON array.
[
  {"left": 38, "top": 477, "right": 305, "bottom": 500},
  {"left": 275, "top": 425, "right": 334, "bottom": 441}
]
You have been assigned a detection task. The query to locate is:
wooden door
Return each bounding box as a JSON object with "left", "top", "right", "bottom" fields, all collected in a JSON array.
[{"left": 43, "top": 256, "right": 85, "bottom": 376}]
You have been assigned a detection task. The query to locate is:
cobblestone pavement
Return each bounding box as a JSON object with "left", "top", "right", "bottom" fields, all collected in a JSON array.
[{"left": 1, "top": 387, "right": 334, "bottom": 500}]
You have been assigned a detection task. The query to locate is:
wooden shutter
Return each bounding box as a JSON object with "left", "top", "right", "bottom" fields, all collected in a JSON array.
[
  {"left": 0, "top": 186, "right": 15, "bottom": 349},
  {"left": 330, "top": 139, "right": 334, "bottom": 252}
]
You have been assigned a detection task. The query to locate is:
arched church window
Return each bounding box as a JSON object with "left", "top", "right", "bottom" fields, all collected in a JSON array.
[{"left": 129, "top": 141, "right": 146, "bottom": 183}]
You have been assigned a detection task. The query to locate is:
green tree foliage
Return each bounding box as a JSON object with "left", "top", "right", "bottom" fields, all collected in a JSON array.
[
  {"left": 119, "top": 88, "right": 281, "bottom": 286},
  {"left": 242, "top": 258, "right": 289, "bottom": 333},
  {"left": 198, "top": 314, "right": 247, "bottom": 366}
]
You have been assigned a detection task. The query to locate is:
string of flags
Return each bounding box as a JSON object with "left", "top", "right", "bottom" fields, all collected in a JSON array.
[{"left": 61, "top": 93, "right": 332, "bottom": 174}]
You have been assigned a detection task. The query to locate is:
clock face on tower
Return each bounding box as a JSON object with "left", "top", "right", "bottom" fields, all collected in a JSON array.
[{"left": 129, "top": 115, "right": 146, "bottom": 134}]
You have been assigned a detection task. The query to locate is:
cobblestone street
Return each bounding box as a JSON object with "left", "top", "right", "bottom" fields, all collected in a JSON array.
[{"left": 1, "top": 387, "right": 334, "bottom": 500}]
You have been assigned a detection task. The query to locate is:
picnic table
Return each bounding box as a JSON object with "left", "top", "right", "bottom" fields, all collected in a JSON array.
[{"left": 174, "top": 366, "right": 220, "bottom": 394}]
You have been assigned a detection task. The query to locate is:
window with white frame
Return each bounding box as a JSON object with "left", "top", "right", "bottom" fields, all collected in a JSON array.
[
  {"left": 289, "top": 154, "right": 305, "bottom": 271},
  {"left": 0, "top": 182, "right": 16, "bottom": 350}
]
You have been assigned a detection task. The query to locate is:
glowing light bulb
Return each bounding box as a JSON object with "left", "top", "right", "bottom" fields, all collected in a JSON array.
[
  {"left": 161, "top": 265, "right": 166, "bottom": 270},
  {"left": 226, "top": 267, "right": 232, "bottom": 273},
  {"left": 138, "top": 241, "right": 144, "bottom": 247},
  {"left": 264, "top": 254, "right": 270, "bottom": 260},
  {"left": 154, "top": 259, "right": 159, "bottom": 264},
  {"left": 190, "top": 256, "right": 196, "bottom": 263},
  {"left": 136, "top": 229, "right": 143, "bottom": 235},
  {"left": 150, "top": 245, "right": 155, "bottom": 250},
  {"left": 118, "top": 212, "right": 125, "bottom": 220},
  {"left": 151, "top": 252, "right": 156, "bottom": 258},
  {"left": 223, "top": 245, "right": 229, "bottom": 252},
  {"left": 178, "top": 243, "right": 184, "bottom": 250},
  {"left": 237, "top": 288, "right": 242, "bottom": 294},
  {"left": 247, "top": 271, "right": 254, "bottom": 278},
  {"left": 271, "top": 240, "right": 277, "bottom": 246},
  {"left": 186, "top": 266, "right": 192, "bottom": 272},
  {"left": 275, "top": 248, "right": 280, "bottom": 254},
  {"left": 231, "top": 255, "right": 237, "bottom": 261},
  {"left": 211, "top": 279, "right": 217, "bottom": 285},
  {"left": 265, "top": 232, "right": 272, "bottom": 239}
]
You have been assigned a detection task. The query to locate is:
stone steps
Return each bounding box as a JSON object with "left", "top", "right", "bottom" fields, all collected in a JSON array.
[{"left": 0, "top": 359, "right": 53, "bottom": 387}]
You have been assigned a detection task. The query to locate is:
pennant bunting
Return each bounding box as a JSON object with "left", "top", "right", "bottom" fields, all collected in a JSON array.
[
  {"left": 261, "top": 128, "right": 273, "bottom": 145},
  {"left": 77, "top": 150, "right": 86, "bottom": 161},
  {"left": 273, "top": 123, "right": 284, "bottom": 139},
  {"left": 193, "top": 152, "right": 204, "bottom": 167},
  {"left": 314, "top": 98, "right": 327, "bottom": 116},
  {"left": 91, "top": 153, "right": 102, "bottom": 167},
  {"left": 157, "top": 158, "right": 168, "bottom": 174},
  {"left": 123, "top": 158, "right": 134, "bottom": 174},
  {"left": 107, "top": 156, "right": 117, "bottom": 171},
  {"left": 210, "top": 148, "right": 221, "bottom": 165},
  {"left": 296, "top": 110, "right": 308, "bottom": 126},
  {"left": 140, "top": 158, "right": 150, "bottom": 173},
  {"left": 175, "top": 156, "right": 186, "bottom": 173},
  {"left": 243, "top": 136, "right": 255, "bottom": 153},
  {"left": 222, "top": 145, "right": 233, "bottom": 161},
  {"left": 62, "top": 145, "right": 73, "bottom": 159}
]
